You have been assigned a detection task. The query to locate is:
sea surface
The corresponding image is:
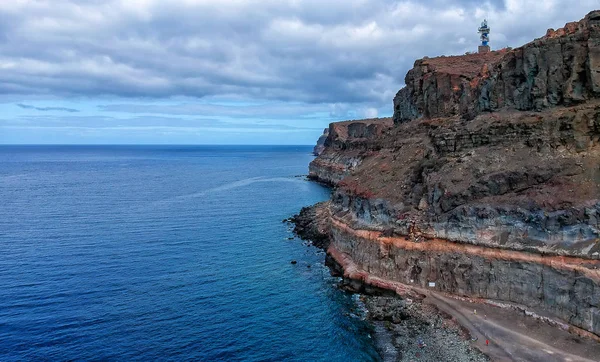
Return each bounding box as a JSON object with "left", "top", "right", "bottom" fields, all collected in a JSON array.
[{"left": 0, "top": 145, "right": 380, "bottom": 361}]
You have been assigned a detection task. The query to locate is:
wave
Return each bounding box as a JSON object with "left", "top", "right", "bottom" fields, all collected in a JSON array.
[{"left": 154, "top": 176, "right": 308, "bottom": 205}]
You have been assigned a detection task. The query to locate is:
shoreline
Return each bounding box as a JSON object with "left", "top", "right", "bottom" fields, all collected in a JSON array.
[
  {"left": 327, "top": 242, "right": 600, "bottom": 361},
  {"left": 327, "top": 249, "right": 490, "bottom": 361},
  {"left": 291, "top": 204, "right": 488, "bottom": 361},
  {"left": 292, "top": 202, "right": 600, "bottom": 361}
]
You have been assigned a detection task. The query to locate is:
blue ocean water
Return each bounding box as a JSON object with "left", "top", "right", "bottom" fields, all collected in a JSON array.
[{"left": 0, "top": 145, "right": 379, "bottom": 361}]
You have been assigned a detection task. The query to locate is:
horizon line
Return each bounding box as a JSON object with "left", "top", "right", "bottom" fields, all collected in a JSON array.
[{"left": 0, "top": 143, "right": 315, "bottom": 147}]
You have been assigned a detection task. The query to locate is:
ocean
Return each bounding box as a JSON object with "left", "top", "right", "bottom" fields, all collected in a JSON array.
[{"left": 0, "top": 145, "right": 380, "bottom": 361}]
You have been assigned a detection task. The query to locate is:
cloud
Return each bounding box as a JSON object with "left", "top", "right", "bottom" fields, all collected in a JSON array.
[
  {"left": 1, "top": 114, "right": 323, "bottom": 132},
  {"left": 16, "top": 103, "right": 79, "bottom": 112},
  {"left": 0, "top": 0, "right": 596, "bottom": 109},
  {"left": 363, "top": 108, "right": 379, "bottom": 119},
  {"left": 97, "top": 102, "right": 330, "bottom": 119},
  {"left": 0, "top": 1, "right": 596, "bottom": 144}
]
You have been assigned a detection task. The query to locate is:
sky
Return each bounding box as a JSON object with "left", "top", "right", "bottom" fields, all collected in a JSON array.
[{"left": 0, "top": 0, "right": 597, "bottom": 145}]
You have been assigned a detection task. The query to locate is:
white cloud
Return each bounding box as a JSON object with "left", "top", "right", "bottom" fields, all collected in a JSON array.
[
  {"left": 0, "top": 0, "right": 597, "bottom": 143},
  {"left": 363, "top": 107, "right": 379, "bottom": 118}
]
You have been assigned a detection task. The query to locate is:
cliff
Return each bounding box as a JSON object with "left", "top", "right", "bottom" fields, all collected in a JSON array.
[
  {"left": 308, "top": 117, "right": 393, "bottom": 185},
  {"left": 394, "top": 11, "right": 600, "bottom": 123},
  {"left": 313, "top": 128, "right": 329, "bottom": 155},
  {"left": 308, "top": 10, "right": 600, "bottom": 338}
]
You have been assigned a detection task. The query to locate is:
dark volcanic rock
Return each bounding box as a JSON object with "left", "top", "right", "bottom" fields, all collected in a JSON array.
[
  {"left": 363, "top": 296, "right": 489, "bottom": 362},
  {"left": 394, "top": 52, "right": 506, "bottom": 123},
  {"left": 393, "top": 10, "right": 600, "bottom": 124},
  {"left": 291, "top": 202, "right": 331, "bottom": 249}
]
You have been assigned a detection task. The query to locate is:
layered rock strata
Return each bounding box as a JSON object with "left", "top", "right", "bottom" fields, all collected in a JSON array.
[
  {"left": 308, "top": 118, "right": 393, "bottom": 185},
  {"left": 308, "top": 11, "right": 600, "bottom": 337}
]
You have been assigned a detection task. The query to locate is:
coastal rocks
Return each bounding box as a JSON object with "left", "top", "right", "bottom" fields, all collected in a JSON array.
[
  {"left": 308, "top": 152, "right": 363, "bottom": 186},
  {"left": 365, "top": 295, "right": 410, "bottom": 323},
  {"left": 291, "top": 207, "right": 489, "bottom": 361},
  {"left": 291, "top": 202, "right": 331, "bottom": 249},
  {"left": 325, "top": 118, "right": 394, "bottom": 149},
  {"left": 364, "top": 296, "right": 489, "bottom": 362}
]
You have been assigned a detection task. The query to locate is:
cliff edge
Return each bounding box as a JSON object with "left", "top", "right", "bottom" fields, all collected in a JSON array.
[
  {"left": 308, "top": 10, "right": 600, "bottom": 339},
  {"left": 308, "top": 117, "right": 393, "bottom": 185},
  {"left": 313, "top": 128, "right": 329, "bottom": 156}
]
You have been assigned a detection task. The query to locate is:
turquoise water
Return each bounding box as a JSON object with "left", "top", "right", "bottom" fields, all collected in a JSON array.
[{"left": 0, "top": 145, "right": 379, "bottom": 361}]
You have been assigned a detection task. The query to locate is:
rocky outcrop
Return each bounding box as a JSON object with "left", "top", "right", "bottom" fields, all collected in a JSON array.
[
  {"left": 313, "top": 128, "right": 329, "bottom": 156},
  {"left": 393, "top": 10, "right": 600, "bottom": 124},
  {"left": 290, "top": 202, "right": 331, "bottom": 249},
  {"left": 308, "top": 118, "right": 393, "bottom": 185},
  {"left": 364, "top": 295, "right": 488, "bottom": 362},
  {"left": 393, "top": 51, "right": 506, "bottom": 123},
  {"left": 306, "top": 11, "right": 600, "bottom": 338}
]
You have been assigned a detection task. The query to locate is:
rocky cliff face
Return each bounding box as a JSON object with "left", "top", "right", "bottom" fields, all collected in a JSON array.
[
  {"left": 330, "top": 218, "right": 600, "bottom": 337},
  {"left": 308, "top": 11, "right": 600, "bottom": 337},
  {"left": 394, "top": 11, "right": 600, "bottom": 124},
  {"left": 313, "top": 128, "right": 329, "bottom": 156},
  {"left": 308, "top": 118, "right": 393, "bottom": 185},
  {"left": 332, "top": 103, "right": 600, "bottom": 259}
]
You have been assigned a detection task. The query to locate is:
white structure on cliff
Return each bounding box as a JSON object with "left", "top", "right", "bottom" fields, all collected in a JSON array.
[{"left": 478, "top": 19, "right": 491, "bottom": 53}]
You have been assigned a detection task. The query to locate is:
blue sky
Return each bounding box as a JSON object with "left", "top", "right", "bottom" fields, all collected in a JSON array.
[{"left": 0, "top": 0, "right": 597, "bottom": 145}]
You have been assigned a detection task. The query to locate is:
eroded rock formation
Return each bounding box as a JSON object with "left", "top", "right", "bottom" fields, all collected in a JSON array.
[
  {"left": 308, "top": 118, "right": 393, "bottom": 185},
  {"left": 307, "top": 10, "right": 600, "bottom": 337},
  {"left": 313, "top": 128, "right": 329, "bottom": 156}
]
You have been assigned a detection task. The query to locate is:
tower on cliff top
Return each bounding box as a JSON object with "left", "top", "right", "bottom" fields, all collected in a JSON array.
[{"left": 478, "top": 19, "right": 490, "bottom": 53}]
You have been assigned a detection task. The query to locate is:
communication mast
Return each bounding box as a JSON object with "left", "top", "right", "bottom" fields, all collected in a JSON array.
[{"left": 478, "top": 19, "right": 490, "bottom": 53}]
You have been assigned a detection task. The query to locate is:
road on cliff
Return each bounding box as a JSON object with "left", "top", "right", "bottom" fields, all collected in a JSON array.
[{"left": 421, "top": 290, "right": 600, "bottom": 362}]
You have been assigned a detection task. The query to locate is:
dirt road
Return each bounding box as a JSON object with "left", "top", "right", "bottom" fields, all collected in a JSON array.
[{"left": 422, "top": 290, "right": 600, "bottom": 362}]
